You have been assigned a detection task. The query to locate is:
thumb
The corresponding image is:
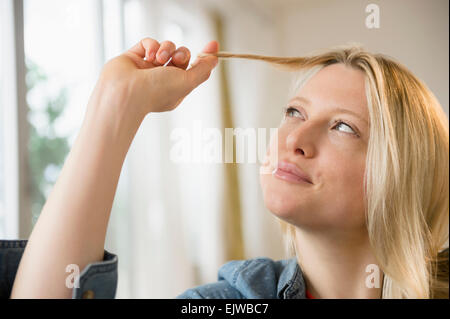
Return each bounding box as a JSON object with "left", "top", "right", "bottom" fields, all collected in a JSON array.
[{"left": 186, "top": 41, "right": 219, "bottom": 89}]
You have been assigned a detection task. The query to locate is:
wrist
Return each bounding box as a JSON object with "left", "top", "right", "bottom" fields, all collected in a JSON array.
[{"left": 83, "top": 87, "right": 145, "bottom": 153}]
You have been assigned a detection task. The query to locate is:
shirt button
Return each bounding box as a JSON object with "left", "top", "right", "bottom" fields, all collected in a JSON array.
[{"left": 82, "top": 290, "right": 95, "bottom": 299}]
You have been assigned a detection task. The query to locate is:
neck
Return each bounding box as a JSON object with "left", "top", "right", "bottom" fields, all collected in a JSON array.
[{"left": 294, "top": 227, "right": 383, "bottom": 299}]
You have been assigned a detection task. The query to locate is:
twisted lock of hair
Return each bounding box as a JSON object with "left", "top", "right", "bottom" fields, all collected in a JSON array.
[{"left": 198, "top": 51, "right": 313, "bottom": 71}]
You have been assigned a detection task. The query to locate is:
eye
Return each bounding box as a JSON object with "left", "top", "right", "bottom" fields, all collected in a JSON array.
[
  {"left": 284, "top": 106, "right": 302, "bottom": 118},
  {"left": 332, "top": 120, "right": 358, "bottom": 136},
  {"left": 283, "top": 106, "right": 360, "bottom": 137}
]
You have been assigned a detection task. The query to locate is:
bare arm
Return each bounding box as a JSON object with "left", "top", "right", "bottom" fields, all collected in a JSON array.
[{"left": 10, "top": 38, "right": 218, "bottom": 298}]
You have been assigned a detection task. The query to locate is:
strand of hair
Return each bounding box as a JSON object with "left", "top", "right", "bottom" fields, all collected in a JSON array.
[{"left": 197, "top": 51, "right": 309, "bottom": 71}]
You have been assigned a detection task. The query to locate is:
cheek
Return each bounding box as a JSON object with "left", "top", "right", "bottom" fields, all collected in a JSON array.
[
  {"left": 322, "top": 146, "right": 366, "bottom": 191},
  {"left": 317, "top": 151, "right": 367, "bottom": 226}
]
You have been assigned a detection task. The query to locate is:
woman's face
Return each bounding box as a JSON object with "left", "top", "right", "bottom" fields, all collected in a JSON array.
[{"left": 260, "top": 63, "right": 370, "bottom": 232}]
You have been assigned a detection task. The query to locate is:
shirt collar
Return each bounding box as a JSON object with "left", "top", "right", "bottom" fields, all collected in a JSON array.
[{"left": 277, "top": 257, "right": 306, "bottom": 299}]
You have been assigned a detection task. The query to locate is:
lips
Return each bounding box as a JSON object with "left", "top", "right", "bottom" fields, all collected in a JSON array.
[{"left": 272, "top": 160, "right": 313, "bottom": 184}]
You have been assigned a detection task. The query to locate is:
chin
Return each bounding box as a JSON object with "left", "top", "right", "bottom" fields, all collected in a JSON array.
[
  {"left": 260, "top": 174, "right": 305, "bottom": 222},
  {"left": 263, "top": 196, "right": 299, "bottom": 224}
]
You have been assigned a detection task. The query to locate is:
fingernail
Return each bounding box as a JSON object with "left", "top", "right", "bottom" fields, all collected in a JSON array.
[
  {"left": 174, "top": 51, "right": 185, "bottom": 61},
  {"left": 159, "top": 51, "right": 169, "bottom": 62}
]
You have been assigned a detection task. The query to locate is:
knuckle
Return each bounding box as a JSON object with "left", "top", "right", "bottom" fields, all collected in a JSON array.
[
  {"left": 142, "top": 37, "right": 158, "bottom": 46},
  {"left": 142, "top": 38, "right": 159, "bottom": 54},
  {"left": 160, "top": 40, "right": 176, "bottom": 51},
  {"left": 178, "top": 46, "right": 190, "bottom": 57}
]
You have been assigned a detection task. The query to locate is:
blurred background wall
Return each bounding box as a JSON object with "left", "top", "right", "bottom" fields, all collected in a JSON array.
[{"left": 1, "top": 0, "right": 448, "bottom": 298}]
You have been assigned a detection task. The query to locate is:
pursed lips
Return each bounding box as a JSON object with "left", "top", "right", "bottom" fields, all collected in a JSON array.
[{"left": 272, "top": 160, "right": 313, "bottom": 184}]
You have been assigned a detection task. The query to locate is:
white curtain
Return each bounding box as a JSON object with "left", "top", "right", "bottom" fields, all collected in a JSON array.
[
  {"left": 104, "top": 0, "right": 288, "bottom": 298},
  {"left": 105, "top": 0, "right": 227, "bottom": 299}
]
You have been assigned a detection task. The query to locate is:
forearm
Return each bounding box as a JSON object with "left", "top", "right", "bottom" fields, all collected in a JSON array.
[
  {"left": 11, "top": 87, "right": 143, "bottom": 298},
  {"left": 10, "top": 35, "right": 218, "bottom": 298}
]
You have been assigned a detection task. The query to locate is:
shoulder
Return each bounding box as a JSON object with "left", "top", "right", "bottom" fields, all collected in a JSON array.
[
  {"left": 176, "top": 256, "right": 303, "bottom": 299},
  {"left": 218, "top": 257, "right": 302, "bottom": 298}
]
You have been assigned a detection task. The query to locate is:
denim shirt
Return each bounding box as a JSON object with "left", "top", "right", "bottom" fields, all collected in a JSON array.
[
  {"left": 176, "top": 257, "right": 306, "bottom": 299},
  {"left": 1, "top": 239, "right": 305, "bottom": 299}
]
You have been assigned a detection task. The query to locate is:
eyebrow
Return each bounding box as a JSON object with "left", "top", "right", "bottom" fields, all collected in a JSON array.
[{"left": 289, "top": 96, "right": 368, "bottom": 125}]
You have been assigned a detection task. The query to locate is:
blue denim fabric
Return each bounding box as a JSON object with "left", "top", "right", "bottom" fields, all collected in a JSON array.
[
  {"left": 176, "top": 257, "right": 306, "bottom": 299},
  {"left": 0, "top": 239, "right": 118, "bottom": 299},
  {"left": 1, "top": 239, "right": 306, "bottom": 299}
]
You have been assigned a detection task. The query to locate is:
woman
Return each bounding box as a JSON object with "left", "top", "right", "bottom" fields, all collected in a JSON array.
[{"left": 4, "top": 37, "right": 448, "bottom": 299}]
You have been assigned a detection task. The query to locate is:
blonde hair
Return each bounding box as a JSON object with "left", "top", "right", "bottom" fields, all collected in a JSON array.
[{"left": 201, "top": 45, "right": 449, "bottom": 298}]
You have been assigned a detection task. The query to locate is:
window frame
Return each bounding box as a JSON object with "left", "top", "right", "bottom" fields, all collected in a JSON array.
[{"left": 0, "top": 0, "right": 31, "bottom": 239}]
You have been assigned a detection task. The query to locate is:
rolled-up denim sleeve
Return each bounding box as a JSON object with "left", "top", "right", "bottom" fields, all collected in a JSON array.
[{"left": 0, "top": 239, "right": 118, "bottom": 299}]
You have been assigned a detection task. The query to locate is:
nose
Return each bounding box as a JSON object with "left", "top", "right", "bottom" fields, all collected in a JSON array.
[{"left": 285, "top": 121, "right": 317, "bottom": 158}]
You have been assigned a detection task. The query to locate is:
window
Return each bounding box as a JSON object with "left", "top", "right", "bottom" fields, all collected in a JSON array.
[{"left": 23, "top": 0, "right": 105, "bottom": 225}]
